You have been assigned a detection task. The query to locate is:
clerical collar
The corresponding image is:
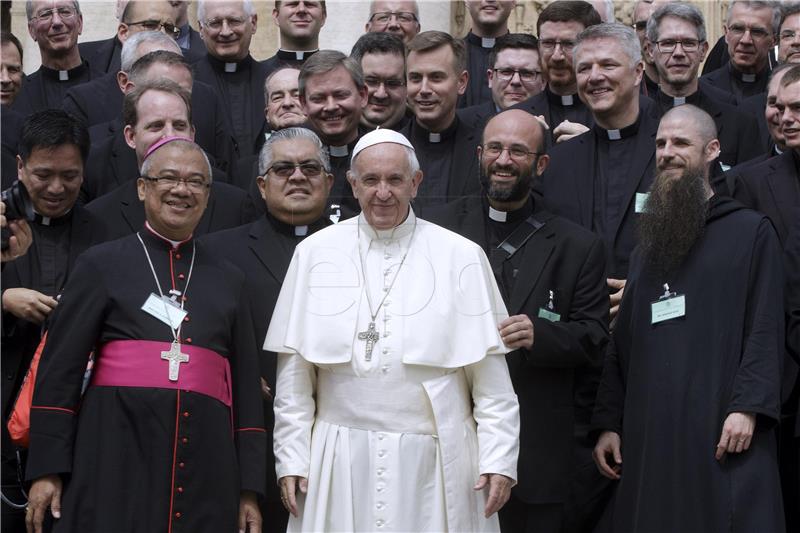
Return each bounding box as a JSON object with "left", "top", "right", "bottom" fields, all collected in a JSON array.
[
  {"left": 358, "top": 208, "right": 416, "bottom": 242},
  {"left": 276, "top": 49, "right": 318, "bottom": 62},
  {"left": 33, "top": 209, "right": 72, "bottom": 226},
  {"left": 775, "top": 146, "right": 784, "bottom": 156},
  {"left": 206, "top": 53, "right": 253, "bottom": 74},
  {"left": 144, "top": 222, "right": 192, "bottom": 250},
  {"left": 729, "top": 62, "right": 767, "bottom": 83},
  {"left": 488, "top": 206, "right": 507, "bottom": 222},
  {"left": 465, "top": 31, "right": 505, "bottom": 49},
  {"left": 545, "top": 86, "right": 577, "bottom": 107},
  {"left": 40, "top": 61, "right": 88, "bottom": 82},
  {"left": 411, "top": 116, "right": 459, "bottom": 145},
  {"left": 486, "top": 196, "right": 533, "bottom": 225},
  {"left": 593, "top": 113, "right": 641, "bottom": 141},
  {"left": 329, "top": 144, "right": 349, "bottom": 157},
  {"left": 266, "top": 211, "right": 327, "bottom": 238},
  {"left": 656, "top": 88, "right": 700, "bottom": 109}
]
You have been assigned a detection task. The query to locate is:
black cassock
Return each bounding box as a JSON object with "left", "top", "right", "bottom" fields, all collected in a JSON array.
[
  {"left": 26, "top": 228, "right": 267, "bottom": 533},
  {"left": 593, "top": 196, "right": 785, "bottom": 532},
  {"left": 11, "top": 62, "right": 98, "bottom": 115}
]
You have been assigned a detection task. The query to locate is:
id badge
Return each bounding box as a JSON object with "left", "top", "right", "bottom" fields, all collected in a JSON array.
[
  {"left": 141, "top": 293, "right": 187, "bottom": 329},
  {"left": 651, "top": 294, "right": 686, "bottom": 324},
  {"left": 538, "top": 308, "right": 561, "bottom": 322},
  {"left": 635, "top": 192, "right": 650, "bottom": 214}
]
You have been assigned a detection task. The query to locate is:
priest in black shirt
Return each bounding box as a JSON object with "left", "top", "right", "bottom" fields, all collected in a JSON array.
[
  {"left": 262, "top": 0, "right": 325, "bottom": 75},
  {"left": 195, "top": 0, "right": 270, "bottom": 159},
  {"left": 1, "top": 110, "right": 103, "bottom": 532},
  {"left": 511, "top": 1, "right": 601, "bottom": 147},
  {"left": 401, "top": 31, "right": 481, "bottom": 208},
  {"left": 202, "top": 127, "right": 333, "bottom": 533},
  {"left": 701, "top": 0, "right": 778, "bottom": 103},
  {"left": 351, "top": 32, "right": 409, "bottom": 131},
  {"left": 460, "top": 0, "right": 515, "bottom": 108},
  {"left": 299, "top": 50, "right": 367, "bottom": 220},
  {"left": 12, "top": 0, "right": 99, "bottom": 115}
]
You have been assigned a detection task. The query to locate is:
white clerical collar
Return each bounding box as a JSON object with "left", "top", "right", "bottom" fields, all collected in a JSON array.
[
  {"left": 145, "top": 221, "right": 189, "bottom": 248},
  {"left": 224, "top": 62, "right": 238, "bottom": 73},
  {"left": 607, "top": 129, "right": 622, "bottom": 140},
  {"left": 294, "top": 225, "right": 308, "bottom": 236},
  {"left": 488, "top": 206, "right": 507, "bottom": 222},
  {"left": 281, "top": 49, "right": 317, "bottom": 60},
  {"left": 358, "top": 209, "right": 417, "bottom": 243},
  {"left": 672, "top": 96, "right": 686, "bottom": 106},
  {"left": 429, "top": 132, "right": 441, "bottom": 143},
  {"left": 741, "top": 73, "right": 756, "bottom": 83},
  {"left": 59, "top": 70, "right": 69, "bottom": 81},
  {"left": 481, "top": 37, "right": 496, "bottom": 48},
  {"left": 561, "top": 94, "right": 574, "bottom": 106},
  {"left": 329, "top": 145, "right": 349, "bottom": 157},
  {"left": 775, "top": 146, "right": 784, "bottom": 155}
]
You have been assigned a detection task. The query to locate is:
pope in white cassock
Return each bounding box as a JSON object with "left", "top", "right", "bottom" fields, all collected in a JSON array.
[{"left": 264, "top": 129, "right": 521, "bottom": 532}]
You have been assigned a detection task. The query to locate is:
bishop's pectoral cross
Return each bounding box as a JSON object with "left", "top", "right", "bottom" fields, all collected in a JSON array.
[
  {"left": 161, "top": 341, "right": 190, "bottom": 381},
  {"left": 358, "top": 322, "right": 380, "bottom": 361}
]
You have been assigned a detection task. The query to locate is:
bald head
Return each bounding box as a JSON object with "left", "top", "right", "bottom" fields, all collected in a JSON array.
[
  {"left": 484, "top": 109, "right": 547, "bottom": 154},
  {"left": 661, "top": 104, "right": 717, "bottom": 144},
  {"left": 656, "top": 104, "right": 720, "bottom": 181}
]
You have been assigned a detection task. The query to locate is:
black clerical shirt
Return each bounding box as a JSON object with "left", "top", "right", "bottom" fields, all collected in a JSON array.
[
  {"left": 262, "top": 49, "right": 318, "bottom": 76},
  {"left": 12, "top": 61, "right": 96, "bottom": 114},
  {"left": 407, "top": 118, "right": 460, "bottom": 207},
  {"left": 485, "top": 196, "right": 534, "bottom": 302},
  {"left": 459, "top": 32, "right": 501, "bottom": 108}
]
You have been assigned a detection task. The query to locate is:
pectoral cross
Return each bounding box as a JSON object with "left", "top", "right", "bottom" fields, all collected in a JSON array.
[
  {"left": 161, "top": 341, "right": 190, "bottom": 381},
  {"left": 358, "top": 322, "right": 380, "bottom": 361}
]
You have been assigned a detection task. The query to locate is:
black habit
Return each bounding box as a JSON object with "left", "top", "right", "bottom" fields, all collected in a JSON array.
[
  {"left": 458, "top": 32, "right": 499, "bottom": 108},
  {"left": 26, "top": 229, "right": 267, "bottom": 532},
  {"left": 11, "top": 61, "right": 99, "bottom": 115},
  {"left": 200, "top": 212, "right": 330, "bottom": 532},
  {"left": 592, "top": 196, "right": 785, "bottom": 533},
  {"left": 399, "top": 116, "right": 481, "bottom": 209},
  {"left": 78, "top": 36, "right": 122, "bottom": 75},
  {"left": 85, "top": 179, "right": 252, "bottom": 243},
  {"left": 423, "top": 194, "right": 609, "bottom": 530},
  {"left": 510, "top": 86, "right": 594, "bottom": 150},
  {"left": 701, "top": 62, "right": 771, "bottom": 104},
  {"left": 193, "top": 54, "right": 270, "bottom": 159}
]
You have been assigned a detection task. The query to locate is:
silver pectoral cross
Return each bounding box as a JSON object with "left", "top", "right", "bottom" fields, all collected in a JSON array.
[
  {"left": 357, "top": 322, "right": 380, "bottom": 361},
  {"left": 161, "top": 341, "right": 190, "bottom": 381}
]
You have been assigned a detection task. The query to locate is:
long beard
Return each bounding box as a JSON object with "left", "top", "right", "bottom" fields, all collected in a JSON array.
[{"left": 638, "top": 169, "right": 709, "bottom": 279}]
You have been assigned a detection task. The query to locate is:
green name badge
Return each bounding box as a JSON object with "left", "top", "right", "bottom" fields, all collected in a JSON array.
[
  {"left": 538, "top": 308, "right": 561, "bottom": 322},
  {"left": 651, "top": 294, "right": 686, "bottom": 324},
  {"left": 635, "top": 192, "right": 650, "bottom": 213}
]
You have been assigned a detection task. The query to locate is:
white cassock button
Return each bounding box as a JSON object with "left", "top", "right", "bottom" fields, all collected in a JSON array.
[
  {"left": 377, "top": 468, "right": 385, "bottom": 476},
  {"left": 376, "top": 502, "right": 385, "bottom": 510},
  {"left": 381, "top": 365, "right": 390, "bottom": 373},
  {"left": 376, "top": 482, "right": 386, "bottom": 492},
  {"left": 376, "top": 519, "right": 385, "bottom": 527},
  {"left": 378, "top": 450, "right": 386, "bottom": 458},
  {"left": 378, "top": 433, "right": 385, "bottom": 440},
  {"left": 382, "top": 348, "right": 389, "bottom": 354}
]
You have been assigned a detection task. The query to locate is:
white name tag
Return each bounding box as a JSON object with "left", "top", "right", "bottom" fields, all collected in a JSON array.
[
  {"left": 141, "top": 293, "right": 187, "bottom": 329},
  {"left": 635, "top": 192, "right": 650, "bottom": 213},
  {"left": 651, "top": 294, "right": 686, "bottom": 324}
]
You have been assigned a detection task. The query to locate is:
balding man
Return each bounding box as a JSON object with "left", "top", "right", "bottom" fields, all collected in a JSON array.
[
  {"left": 365, "top": 0, "right": 420, "bottom": 44},
  {"left": 425, "top": 109, "right": 608, "bottom": 533},
  {"left": 79, "top": 0, "right": 179, "bottom": 75},
  {"left": 593, "top": 104, "right": 785, "bottom": 532},
  {"left": 26, "top": 136, "right": 267, "bottom": 533}
]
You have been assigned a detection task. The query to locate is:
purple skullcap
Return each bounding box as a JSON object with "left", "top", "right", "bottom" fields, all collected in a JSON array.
[{"left": 143, "top": 136, "right": 195, "bottom": 162}]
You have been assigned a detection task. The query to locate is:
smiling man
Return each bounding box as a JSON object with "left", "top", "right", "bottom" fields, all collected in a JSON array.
[
  {"left": 25, "top": 137, "right": 267, "bottom": 533},
  {"left": 401, "top": 31, "right": 481, "bottom": 208},
  {"left": 351, "top": 31, "right": 409, "bottom": 130},
  {"left": 365, "top": 0, "right": 420, "bottom": 44},
  {"left": 262, "top": 0, "right": 325, "bottom": 74},
  {"left": 1, "top": 32, "right": 23, "bottom": 106},
  {"left": 702, "top": 0, "right": 779, "bottom": 103},
  {"left": 195, "top": 0, "right": 271, "bottom": 159},
  {"left": 12, "top": 0, "right": 101, "bottom": 115},
  {"left": 202, "top": 127, "right": 332, "bottom": 533},
  {"left": 266, "top": 128, "right": 519, "bottom": 532}
]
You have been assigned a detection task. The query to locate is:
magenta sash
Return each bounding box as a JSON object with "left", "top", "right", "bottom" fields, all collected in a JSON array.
[{"left": 92, "top": 340, "right": 232, "bottom": 407}]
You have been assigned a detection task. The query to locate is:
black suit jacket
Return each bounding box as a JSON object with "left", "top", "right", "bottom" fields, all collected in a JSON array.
[
  {"left": 510, "top": 88, "right": 595, "bottom": 150},
  {"left": 456, "top": 100, "right": 496, "bottom": 134},
  {"left": 181, "top": 26, "right": 206, "bottom": 63},
  {"left": 701, "top": 62, "right": 770, "bottom": 104},
  {"left": 423, "top": 196, "right": 609, "bottom": 503},
  {"left": 78, "top": 36, "right": 122, "bottom": 75},
  {"left": 739, "top": 91, "right": 773, "bottom": 154},
  {"left": 719, "top": 151, "right": 774, "bottom": 196},
  {"left": 84, "top": 179, "right": 252, "bottom": 242},
  {"left": 63, "top": 78, "right": 236, "bottom": 173},
  {"left": 540, "top": 104, "right": 659, "bottom": 279},
  {"left": 192, "top": 54, "right": 270, "bottom": 158}
]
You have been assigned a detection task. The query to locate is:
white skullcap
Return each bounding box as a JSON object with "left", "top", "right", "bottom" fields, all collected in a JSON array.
[{"left": 351, "top": 128, "right": 415, "bottom": 164}]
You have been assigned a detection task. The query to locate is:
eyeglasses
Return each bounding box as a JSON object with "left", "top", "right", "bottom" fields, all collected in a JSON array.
[
  {"left": 780, "top": 30, "right": 800, "bottom": 42},
  {"left": 265, "top": 161, "right": 326, "bottom": 179},
  {"left": 203, "top": 16, "right": 248, "bottom": 31},
  {"left": 727, "top": 24, "right": 772, "bottom": 40},
  {"left": 538, "top": 39, "right": 576, "bottom": 53},
  {"left": 32, "top": 6, "right": 77, "bottom": 23},
  {"left": 482, "top": 143, "right": 539, "bottom": 160},
  {"left": 655, "top": 39, "right": 702, "bottom": 53},
  {"left": 142, "top": 175, "right": 210, "bottom": 192},
  {"left": 364, "top": 76, "right": 406, "bottom": 90},
  {"left": 493, "top": 68, "right": 542, "bottom": 84},
  {"left": 369, "top": 11, "right": 418, "bottom": 25},
  {"left": 633, "top": 20, "right": 648, "bottom": 32},
  {"left": 126, "top": 19, "right": 180, "bottom": 38}
]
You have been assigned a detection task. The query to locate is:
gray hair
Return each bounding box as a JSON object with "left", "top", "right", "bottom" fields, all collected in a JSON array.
[
  {"left": 197, "top": 0, "right": 254, "bottom": 25},
  {"left": 646, "top": 3, "right": 707, "bottom": 44},
  {"left": 350, "top": 142, "right": 420, "bottom": 178},
  {"left": 369, "top": 0, "right": 418, "bottom": 18},
  {"left": 120, "top": 30, "right": 181, "bottom": 72},
  {"left": 141, "top": 139, "right": 213, "bottom": 183},
  {"left": 575, "top": 22, "right": 642, "bottom": 67},
  {"left": 726, "top": 1, "right": 781, "bottom": 34},
  {"left": 26, "top": 0, "right": 81, "bottom": 20},
  {"left": 258, "top": 127, "right": 331, "bottom": 176}
]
